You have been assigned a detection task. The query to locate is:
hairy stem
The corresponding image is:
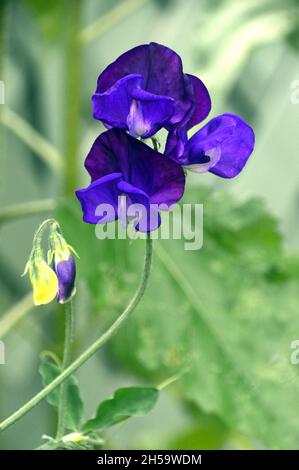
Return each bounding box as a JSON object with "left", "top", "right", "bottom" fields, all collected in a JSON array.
[
  {"left": 56, "top": 301, "right": 74, "bottom": 439},
  {"left": 0, "top": 236, "right": 153, "bottom": 433}
]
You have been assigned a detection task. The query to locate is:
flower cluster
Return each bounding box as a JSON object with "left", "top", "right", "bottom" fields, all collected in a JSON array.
[
  {"left": 23, "top": 220, "right": 77, "bottom": 305},
  {"left": 76, "top": 42, "right": 255, "bottom": 231}
]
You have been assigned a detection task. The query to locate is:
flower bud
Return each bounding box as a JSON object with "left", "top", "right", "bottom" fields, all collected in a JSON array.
[
  {"left": 24, "top": 254, "right": 58, "bottom": 306},
  {"left": 54, "top": 253, "right": 76, "bottom": 304},
  {"left": 49, "top": 227, "right": 77, "bottom": 304},
  {"left": 23, "top": 219, "right": 78, "bottom": 306}
]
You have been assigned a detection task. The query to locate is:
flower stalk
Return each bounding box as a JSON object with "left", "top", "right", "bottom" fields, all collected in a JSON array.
[
  {"left": 0, "top": 235, "right": 153, "bottom": 433},
  {"left": 56, "top": 300, "right": 74, "bottom": 439}
]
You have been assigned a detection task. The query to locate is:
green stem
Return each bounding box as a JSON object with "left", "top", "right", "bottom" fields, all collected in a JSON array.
[
  {"left": 0, "top": 236, "right": 153, "bottom": 433},
  {"left": 0, "top": 199, "right": 56, "bottom": 225},
  {"left": 63, "top": 0, "right": 81, "bottom": 196},
  {"left": 56, "top": 301, "right": 74, "bottom": 439},
  {"left": 31, "top": 218, "right": 56, "bottom": 252}
]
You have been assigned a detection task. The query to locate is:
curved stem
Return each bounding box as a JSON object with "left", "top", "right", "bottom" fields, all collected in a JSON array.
[
  {"left": 0, "top": 235, "right": 153, "bottom": 433},
  {"left": 56, "top": 300, "right": 74, "bottom": 439}
]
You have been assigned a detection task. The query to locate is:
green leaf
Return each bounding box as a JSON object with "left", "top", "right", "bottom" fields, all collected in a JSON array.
[
  {"left": 39, "top": 357, "right": 84, "bottom": 432},
  {"left": 83, "top": 387, "right": 159, "bottom": 433},
  {"left": 109, "top": 187, "right": 299, "bottom": 449}
]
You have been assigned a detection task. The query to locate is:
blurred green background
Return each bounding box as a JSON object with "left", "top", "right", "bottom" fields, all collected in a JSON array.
[{"left": 1, "top": 0, "right": 299, "bottom": 450}]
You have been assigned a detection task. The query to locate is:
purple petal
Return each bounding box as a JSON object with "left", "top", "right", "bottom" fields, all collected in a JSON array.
[
  {"left": 55, "top": 255, "right": 76, "bottom": 304},
  {"left": 165, "top": 123, "right": 188, "bottom": 161},
  {"left": 117, "top": 181, "right": 161, "bottom": 232},
  {"left": 183, "top": 113, "right": 255, "bottom": 178},
  {"left": 92, "top": 74, "right": 142, "bottom": 130},
  {"left": 127, "top": 87, "right": 174, "bottom": 138},
  {"left": 185, "top": 74, "right": 211, "bottom": 129},
  {"left": 75, "top": 173, "right": 122, "bottom": 224},
  {"left": 165, "top": 74, "right": 211, "bottom": 161},
  {"left": 84, "top": 129, "right": 185, "bottom": 206},
  {"left": 96, "top": 42, "right": 192, "bottom": 128},
  {"left": 92, "top": 74, "right": 174, "bottom": 138}
]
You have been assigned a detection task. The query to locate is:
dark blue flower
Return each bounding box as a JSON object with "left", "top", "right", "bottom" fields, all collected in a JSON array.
[
  {"left": 49, "top": 227, "right": 77, "bottom": 304},
  {"left": 167, "top": 113, "right": 255, "bottom": 178},
  {"left": 92, "top": 42, "right": 211, "bottom": 139},
  {"left": 76, "top": 129, "right": 185, "bottom": 232},
  {"left": 54, "top": 255, "right": 76, "bottom": 304}
]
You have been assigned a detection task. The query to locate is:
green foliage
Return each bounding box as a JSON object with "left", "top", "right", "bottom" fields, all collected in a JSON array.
[
  {"left": 39, "top": 356, "right": 159, "bottom": 444},
  {"left": 53, "top": 184, "right": 299, "bottom": 450},
  {"left": 39, "top": 356, "right": 84, "bottom": 432},
  {"left": 83, "top": 387, "right": 159, "bottom": 433},
  {"left": 3, "top": 0, "right": 299, "bottom": 452},
  {"left": 104, "top": 187, "right": 299, "bottom": 450},
  {"left": 54, "top": 187, "right": 299, "bottom": 449}
]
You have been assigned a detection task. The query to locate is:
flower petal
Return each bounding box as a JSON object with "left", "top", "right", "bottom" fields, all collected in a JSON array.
[
  {"left": 185, "top": 74, "right": 211, "bottom": 129},
  {"left": 96, "top": 42, "right": 192, "bottom": 128},
  {"left": 75, "top": 173, "right": 122, "bottom": 224},
  {"left": 84, "top": 129, "right": 185, "bottom": 206},
  {"left": 92, "top": 74, "right": 174, "bottom": 137},
  {"left": 92, "top": 74, "right": 142, "bottom": 130},
  {"left": 117, "top": 181, "right": 161, "bottom": 232},
  {"left": 165, "top": 74, "right": 211, "bottom": 161},
  {"left": 183, "top": 113, "right": 255, "bottom": 178},
  {"left": 55, "top": 255, "right": 76, "bottom": 304},
  {"left": 165, "top": 123, "right": 188, "bottom": 161},
  {"left": 32, "top": 261, "right": 58, "bottom": 306},
  {"left": 128, "top": 87, "right": 175, "bottom": 138}
]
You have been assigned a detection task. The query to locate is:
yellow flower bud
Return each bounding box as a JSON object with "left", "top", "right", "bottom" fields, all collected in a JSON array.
[
  {"left": 27, "top": 258, "right": 59, "bottom": 306},
  {"left": 23, "top": 252, "right": 58, "bottom": 305},
  {"left": 23, "top": 219, "right": 77, "bottom": 306}
]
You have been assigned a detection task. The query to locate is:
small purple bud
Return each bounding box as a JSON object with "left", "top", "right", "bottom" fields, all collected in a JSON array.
[{"left": 54, "top": 254, "right": 76, "bottom": 304}]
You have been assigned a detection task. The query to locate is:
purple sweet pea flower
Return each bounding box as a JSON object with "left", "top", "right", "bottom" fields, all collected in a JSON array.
[
  {"left": 75, "top": 129, "right": 185, "bottom": 232},
  {"left": 167, "top": 113, "right": 255, "bottom": 179},
  {"left": 49, "top": 227, "right": 77, "bottom": 304},
  {"left": 54, "top": 255, "right": 76, "bottom": 304},
  {"left": 92, "top": 42, "right": 211, "bottom": 139},
  {"left": 165, "top": 73, "right": 212, "bottom": 160}
]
